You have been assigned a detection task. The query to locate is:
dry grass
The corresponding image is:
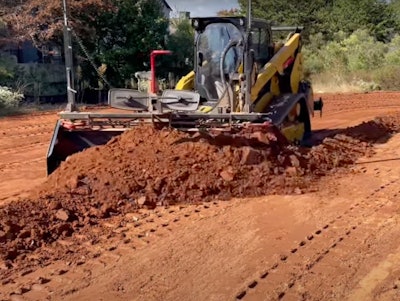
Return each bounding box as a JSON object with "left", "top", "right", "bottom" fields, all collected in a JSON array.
[
  {"left": 313, "top": 81, "right": 364, "bottom": 94},
  {"left": 310, "top": 72, "right": 365, "bottom": 94}
]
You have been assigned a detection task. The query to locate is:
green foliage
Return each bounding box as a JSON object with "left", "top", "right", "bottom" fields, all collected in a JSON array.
[
  {"left": 305, "top": 29, "right": 388, "bottom": 74},
  {"left": 90, "top": 0, "right": 169, "bottom": 87},
  {"left": 385, "top": 35, "right": 400, "bottom": 65},
  {"left": 327, "top": 0, "right": 395, "bottom": 42},
  {"left": 388, "top": 0, "right": 400, "bottom": 32},
  {"left": 166, "top": 18, "right": 194, "bottom": 77},
  {"left": 0, "top": 53, "right": 67, "bottom": 102},
  {"left": 238, "top": 0, "right": 397, "bottom": 41},
  {"left": 343, "top": 30, "right": 387, "bottom": 71},
  {"left": 239, "top": 0, "right": 349, "bottom": 39},
  {"left": 377, "top": 33, "right": 400, "bottom": 90},
  {"left": 372, "top": 65, "right": 400, "bottom": 90},
  {"left": 0, "top": 54, "right": 15, "bottom": 82},
  {"left": 304, "top": 29, "right": 400, "bottom": 91},
  {"left": 0, "top": 17, "right": 8, "bottom": 43}
]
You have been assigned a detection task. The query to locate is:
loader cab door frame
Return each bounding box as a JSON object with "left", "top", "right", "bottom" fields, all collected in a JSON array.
[
  {"left": 194, "top": 21, "right": 244, "bottom": 101},
  {"left": 250, "top": 26, "right": 272, "bottom": 68}
]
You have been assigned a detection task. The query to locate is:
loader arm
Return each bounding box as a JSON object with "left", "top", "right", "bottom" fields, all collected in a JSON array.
[
  {"left": 175, "top": 71, "right": 195, "bottom": 91},
  {"left": 251, "top": 32, "right": 303, "bottom": 110}
]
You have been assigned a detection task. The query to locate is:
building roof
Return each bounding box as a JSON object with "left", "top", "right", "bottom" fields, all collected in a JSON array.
[{"left": 162, "top": 0, "right": 172, "bottom": 11}]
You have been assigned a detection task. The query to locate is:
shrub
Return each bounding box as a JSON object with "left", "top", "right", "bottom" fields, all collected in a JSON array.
[
  {"left": 372, "top": 65, "right": 400, "bottom": 90},
  {"left": 303, "top": 29, "right": 395, "bottom": 92},
  {"left": 385, "top": 34, "right": 400, "bottom": 65},
  {"left": 342, "top": 29, "right": 387, "bottom": 71},
  {"left": 0, "top": 86, "right": 24, "bottom": 109}
]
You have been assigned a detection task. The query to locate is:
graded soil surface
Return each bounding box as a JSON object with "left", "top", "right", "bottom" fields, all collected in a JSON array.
[
  {"left": 0, "top": 112, "right": 57, "bottom": 204},
  {"left": 2, "top": 92, "right": 400, "bottom": 301}
]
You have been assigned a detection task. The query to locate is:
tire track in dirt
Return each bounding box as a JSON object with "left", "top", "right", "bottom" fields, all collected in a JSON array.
[
  {"left": 0, "top": 115, "right": 55, "bottom": 203},
  {"left": 321, "top": 105, "right": 400, "bottom": 116},
  {"left": 0, "top": 158, "right": 43, "bottom": 172},
  {"left": 315, "top": 92, "right": 400, "bottom": 114},
  {"left": 2, "top": 130, "right": 53, "bottom": 139},
  {"left": 0, "top": 165, "right": 397, "bottom": 300},
  {"left": 234, "top": 170, "right": 400, "bottom": 301},
  {"left": 0, "top": 200, "right": 234, "bottom": 299},
  {"left": 0, "top": 118, "right": 56, "bottom": 132},
  {"left": 0, "top": 123, "right": 53, "bottom": 132},
  {"left": 0, "top": 192, "right": 29, "bottom": 203},
  {"left": 286, "top": 184, "right": 400, "bottom": 301},
  {"left": 349, "top": 246, "right": 400, "bottom": 301},
  {"left": 0, "top": 142, "right": 48, "bottom": 156},
  {"left": 1, "top": 136, "right": 52, "bottom": 150}
]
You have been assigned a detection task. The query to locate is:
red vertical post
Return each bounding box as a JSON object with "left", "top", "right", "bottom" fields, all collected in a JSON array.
[{"left": 150, "top": 50, "right": 172, "bottom": 94}]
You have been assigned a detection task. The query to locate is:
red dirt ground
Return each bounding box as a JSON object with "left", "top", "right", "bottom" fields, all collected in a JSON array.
[{"left": 2, "top": 91, "right": 400, "bottom": 301}]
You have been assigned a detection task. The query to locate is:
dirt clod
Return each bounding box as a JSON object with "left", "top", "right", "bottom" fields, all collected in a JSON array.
[
  {"left": 9, "top": 294, "right": 25, "bottom": 301},
  {"left": 289, "top": 154, "right": 301, "bottom": 168},
  {"left": 136, "top": 196, "right": 147, "bottom": 206},
  {"left": 294, "top": 187, "right": 303, "bottom": 195},
  {"left": 55, "top": 209, "right": 70, "bottom": 221},
  {"left": 220, "top": 167, "right": 235, "bottom": 181},
  {"left": 240, "top": 147, "right": 265, "bottom": 165},
  {"left": 37, "top": 276, "right": 51, "bottom": 284}
]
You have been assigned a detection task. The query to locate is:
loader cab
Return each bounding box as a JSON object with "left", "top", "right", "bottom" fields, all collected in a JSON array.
[{"left": 192, "top": 17, "right": 273, "bottom": 102}]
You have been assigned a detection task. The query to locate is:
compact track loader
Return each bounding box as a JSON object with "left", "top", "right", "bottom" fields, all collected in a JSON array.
[{"left": 47, "top": 4, "right": 323, "bottom": 174}]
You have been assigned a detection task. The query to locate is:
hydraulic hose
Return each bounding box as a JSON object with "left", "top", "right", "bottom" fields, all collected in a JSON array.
[{"left": 206, "top": 40, "right": 242, "bottom": 112}]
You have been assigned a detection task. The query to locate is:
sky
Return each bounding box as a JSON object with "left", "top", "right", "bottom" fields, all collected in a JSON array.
[{"left": 166, "top": 0, "right": 240, "bottom": 17}]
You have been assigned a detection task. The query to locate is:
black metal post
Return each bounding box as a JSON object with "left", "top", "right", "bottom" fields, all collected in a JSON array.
[
  {"left": 62, "top": 0, "right": 77, "bottom": 111},
  {"left": 244, "top": 0, "right": 252, "bottom": 113}
]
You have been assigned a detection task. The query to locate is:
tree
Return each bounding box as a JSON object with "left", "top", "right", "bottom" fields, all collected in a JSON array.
[
  {"left": 388, "top": 0, "right": 400, "bottom": 36},
  {"left": 1, "top": 0, "right": 112, "bottom": 46},
  {"left": 238, "top": 0, "right": 329, "bottom": 38},
  {"left": 0, "top": 55, "right": 13, "bottom": 83},
  {"left": 0, "top": 17, "right": 8, "bottom": 46},
  {"left": 238, "top": 0, "right": 397, "bottom": 41},
  {"left": 326, "top": 0, "right": 396, "bottom": 42},
  {"left": 166, "top": 17, "right": 195, "bottom": 77},
  {"left": 1, "top": 0, "right": 169, "bottom": 88},
  {"left": 93, "top": 0, "right": 169, "bottom": 87}
]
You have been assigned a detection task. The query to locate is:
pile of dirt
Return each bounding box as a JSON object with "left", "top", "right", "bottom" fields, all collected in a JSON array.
[
  {"left": 342, "top": 116, "right": 400, "bottom": 142},
  {"left": 39, "top": 125, "right": 307, "bottom": 204},
  {"left": 1, "top": 114, "right": 400, "bottom": 265},
  {"left": 35, "top": 125, "right": 370, "bottom": 206}
]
